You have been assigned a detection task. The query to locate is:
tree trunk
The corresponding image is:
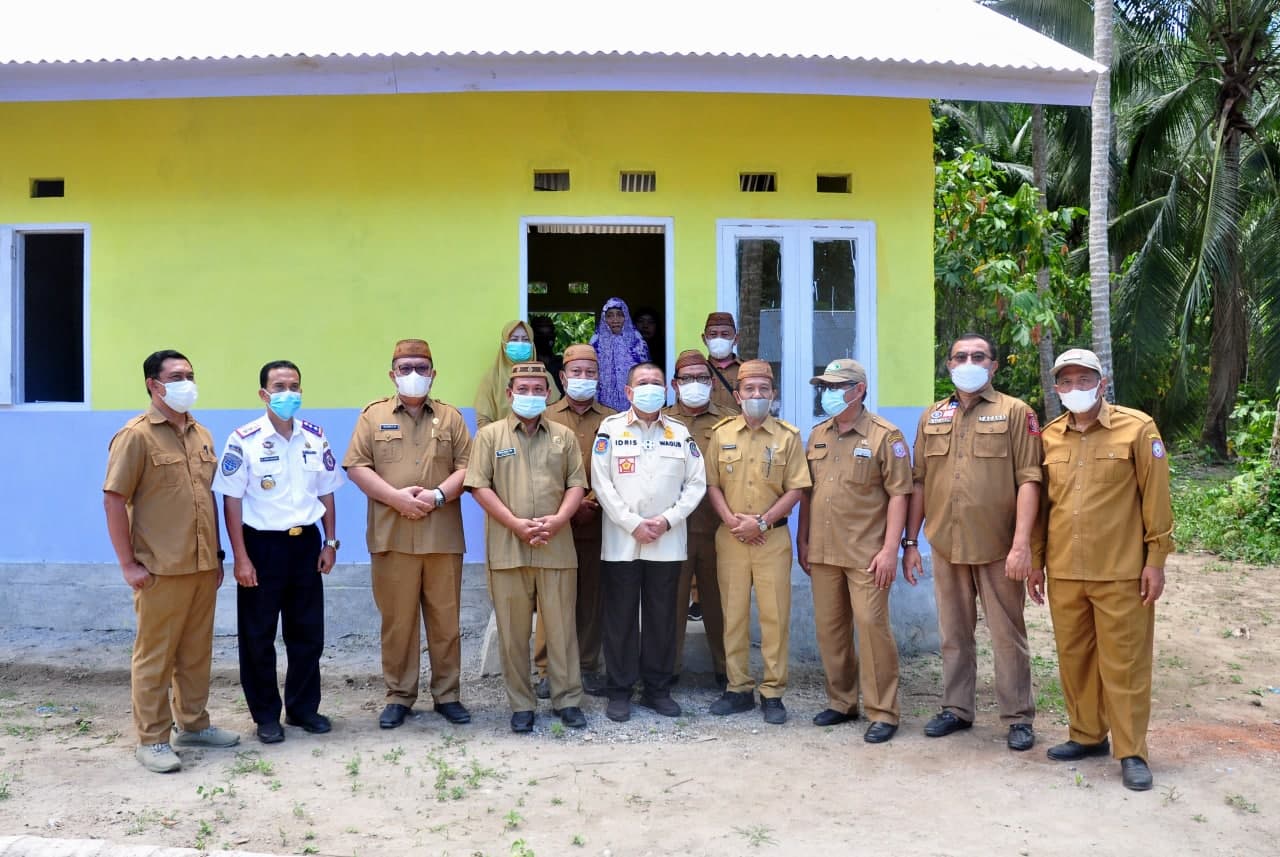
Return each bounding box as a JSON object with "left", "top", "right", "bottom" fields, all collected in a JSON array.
[
  {"left": 1089, "top": 0, "right": 1115, "bottom": 400},
  {"left": 1201, "top": 129, "right": 1248, "bottom": 459},
  {"left": 1033, "top": 104, "right": 1061, "bottom": 420},
  {"left": 1270, "top": 395, "right": 1280, "bottom": 467}
]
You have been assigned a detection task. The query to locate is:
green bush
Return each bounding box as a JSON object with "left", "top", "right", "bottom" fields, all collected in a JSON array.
[{"left": 1172, "top": 461, "right": 1280, "bottom": 565}]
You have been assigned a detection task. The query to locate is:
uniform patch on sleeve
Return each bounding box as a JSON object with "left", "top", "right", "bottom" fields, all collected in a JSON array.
[
  {"left": 301, "top": 420, "right": 323, "bottom": 437},
  {"left": 617, "top": 456, "right": 637, "bottom": 474},
  {"left": 594, "top": 436, "right": 609, "bottom": 455},
  {"left": 892, "top": 440, "right": 908, "bottom": 458},
  {"left": 1151, "top": 438, "right": 1166, "bottom": 459},
  {"left": 323, "top": 448, "right": 336, "bottom": 471},
  {"left": 1026, "top": 412, "right": 1041, "bottom": 436},
  {"left": 221, "top": 452, "right": 243, "bottom": 476},
  {"left": 687, "top": 438, "right": 701, "bottom": 458}
]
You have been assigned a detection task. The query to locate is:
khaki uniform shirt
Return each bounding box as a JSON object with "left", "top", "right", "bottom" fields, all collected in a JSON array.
[
  {"left": 545, "top": 397, "right": 617, "bottom": 542},
  {"left": 708, "top": 358, "right": 742, "bottom": 414},
  {"left": 706, "top": 414, "right": 812, "bottom": 517},
  {"left": 662, "top": 400, "right": 733, "bottom": 534},
  {"left": 911, "top": 387, "right": 1043, "bottom": 565},
  {"left": 591, "top": 410, "right": 708, "bottom": 562},
  {"left": 343, "top": 396, "right": 471, "bottom": 555},
  {"left": 464, "top": 415, "right": 588, "bottom": 570},
  {"left": 103, "top": 406, "right": 219, "bottom": 575},
  {"left": 1036, "top": 401, "right": 1174, "bottom": 580},
  {"left": 806, "top": 408, "right": 913, "bottom": 569}
]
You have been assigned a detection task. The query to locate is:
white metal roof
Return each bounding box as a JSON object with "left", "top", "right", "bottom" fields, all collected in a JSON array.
[{"left": 0, "top": 0, "right": 1102, "bottom": 105}]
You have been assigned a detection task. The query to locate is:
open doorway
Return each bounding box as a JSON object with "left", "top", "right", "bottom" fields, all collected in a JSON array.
[{"left": 521, "top": 220, "right": 673, "bottom": 392}]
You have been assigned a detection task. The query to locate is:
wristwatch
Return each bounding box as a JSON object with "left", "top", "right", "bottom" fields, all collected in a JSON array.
[
  {"left": 756, "top": 515, "right": 769, "bottom": 533},
  {"left": 433, "top": 488, "right": 446, "bottom": 508},
  {"left": 324, "top": 539, "right": 341, "bottom": 551},
  {"left": 900, "top": 538, "right": 918, "bottom": 548}
]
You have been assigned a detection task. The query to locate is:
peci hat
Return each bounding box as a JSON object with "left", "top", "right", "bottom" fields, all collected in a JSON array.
[
  {"left": 562, "top": 344, "right": 598, "bottom": 364},
  {"left": 704, "top": 312, "right": 736, "bottom": 330},
  {"left": 509, "top": 361, "right": 550, "bottom": 383},
  {"left": 737, "top": 359, "right": 774, "bottom": 382},
  {"left": 1052, "top": 348, "right": 1103, "bottom": 377},
  {"left": 810, "top": 358, "right": 866, "bottom": 386},
  {"left": 393, "top": 339, "right": 432, "bottom": 361},
  {"left": 674, "top": 349, "right": 710, "bottom": 373}
]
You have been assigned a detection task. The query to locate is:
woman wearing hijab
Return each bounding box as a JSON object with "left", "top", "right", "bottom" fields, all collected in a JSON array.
[
  {"left": 590, "top": 297, "right": 651, "bottom": 411},
  {"left": 474, "top": 319, "right": 560, "bottom": 428}
]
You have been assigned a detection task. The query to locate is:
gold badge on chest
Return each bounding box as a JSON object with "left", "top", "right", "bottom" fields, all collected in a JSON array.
[{"left": 261, "top": 476, "right": 276, "bottom": 490}]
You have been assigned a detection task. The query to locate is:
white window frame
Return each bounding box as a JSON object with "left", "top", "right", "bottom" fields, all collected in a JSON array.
[
  {"left": 716, "top": 219, "right": 877, "bottom": 432},
  {"left": 518, "top": 216, "right": 676, "bottom": 380},
  {"left": 0, "top": 223, "right": 92, "bottom": 409}
]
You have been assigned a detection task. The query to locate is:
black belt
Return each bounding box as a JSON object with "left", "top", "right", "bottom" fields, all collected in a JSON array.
[
  {"left": 767, "top": 519, "right": 788, "bottom": 530},
  {"left": 244, "top": 523, "right": 318, "bottom": 537}
]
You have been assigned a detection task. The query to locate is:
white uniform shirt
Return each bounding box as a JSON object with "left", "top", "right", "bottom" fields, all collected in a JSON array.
[
  {"left": 591, "top": 409, "right": 707, "bottom": 562},
  {"left": 212, "top": 413, "right": 345, "bottom": 531}
]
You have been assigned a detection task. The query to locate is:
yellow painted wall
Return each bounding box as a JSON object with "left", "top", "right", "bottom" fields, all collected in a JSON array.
[{"left": 0, "top": 92, "right": 934, "bottom": 409}]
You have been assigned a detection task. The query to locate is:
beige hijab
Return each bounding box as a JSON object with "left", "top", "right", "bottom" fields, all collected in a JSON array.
[{"left": 473, "top": 319, "right": 560, "bottom": 427}]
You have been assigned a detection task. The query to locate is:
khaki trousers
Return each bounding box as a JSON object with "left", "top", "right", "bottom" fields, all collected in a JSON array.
[
  {"left": 488, "top": 565, "right": 583, "bottom": 711},
  {"left": 932, "top": 554, "right": 1035, "bottom": 724},
  {"left": 674, "top": 531, "right": 725, "bottom": 674},
  {"left": 534, "top": 533, "right": 603, "bottom": 674},
  {"left": 370, "top": 551, "right": 463, "bottom": 706},
  {"left": 131, "top": 569, "right": 219, "bottom": 745},
  {"left": 810, "top": 563, "right": 900, "bottom": 723},
  {"left": 1048, "top": 577, "right": 1154, "bottom": 760},
  {"left": 716, "top": 526, "right": 792, "bottom": 698}
]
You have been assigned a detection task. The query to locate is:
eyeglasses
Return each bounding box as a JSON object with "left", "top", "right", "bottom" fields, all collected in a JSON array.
[
  {"left": 676, "top": 375, "right": 713, "bottom": 384},
  {"left": 1053, "top": 376, "right": 1100, "bottom": 392},
  {"left": 949, "top": 351, "right": 991, "bottom": 364},
  {"left": 394, "top": 363, "right": 432, "bottom": 376},
  {"left": 816, "top": 383, "right": 855, "bottom": 393}
]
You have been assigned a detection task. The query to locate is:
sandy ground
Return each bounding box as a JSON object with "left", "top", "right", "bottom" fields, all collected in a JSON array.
[{"left": 1, "top": 552, "right": 1277, "bottom": 857}]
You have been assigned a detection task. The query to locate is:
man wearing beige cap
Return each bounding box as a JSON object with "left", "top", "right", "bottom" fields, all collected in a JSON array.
[
  {"left": 1032, "top": 348, "right": 1172, "bottom": 791},
  {"left": 798, "top": 358, "right": 912, "bottom": 743},
  {"left": 344, "top": 339, "right": 473, "bottom": 730},
  {"left": 705, "top": 359, "right": 811, "bottom": 724},
  {"left": 465, "top": 362, "right": 588, "bottom": 732},
  {"left": 703, "top": 312, "right": 743, "bottom": 415},
  {"left": 535, "top": 343, "right": 617, "bottom": 697},
  {"left": 663, "top": 348, "right": 733, "bottom": 687},
  {"left": 903, "top": 333, "right": 1041, "bottom": 752}
]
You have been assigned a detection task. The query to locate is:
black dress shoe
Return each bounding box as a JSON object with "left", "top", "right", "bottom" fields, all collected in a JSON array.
[
  {"left": 379, "top": 703, "right": 411, "bottom": 729},
  {"left": 284, "top": 712, "right": 331, "bottom": 734},
  {"left": 554, "top": 706, "right": 587, "bottom": 728},
  {"left": 256, "top": 721, "right": 285, "bottom": 744},
  {"left": 812, "top": 708, "right": 856, "bottom": 727},
  {"left": 1007, "top": 723, "right": 1035, "bottom": 751},
  {"left": 606, "top": 698, "right": 632, "bottom": 722},
  {"left": 581, "top": 671, "right": 608, "bottom": 697},
  {"left": 714, "top": 673, "right": 729, "bottom": 691},
  {"left": 761, "top": 697, "right": 787, "bottom": 725},
  {"left": 864, "top": 721, "right": 898, "bottom": 744},
  {"left": 1047, "top": 738, "right": 1111, "bottom": 761},
  {"left": 434, "top": 701, "right": 471, "bottom": 724},
  {"left": 1121, "top": 756, "right": 1153, "bottom": 791},
  {"left": 709, "top": 691, "right": 754, "bottom": 716},
  {"left": 924, "top": 710, "right": 973, "bottom": 737},
  {"left": 637, "top": 694, "right": 681, "bottom": 717},
  {"left": 510, "top": 710, "right": 535, "bottom": 733}
]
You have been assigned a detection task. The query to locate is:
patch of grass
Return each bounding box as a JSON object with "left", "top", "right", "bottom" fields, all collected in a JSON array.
[
  {"left": 1225, "top": 793, "right": 1258, "bottom": 813},
  {"left": 466, "top": 760, "right": 499, "bottom": 789},
  {"left": 228, "top": 752, "right": 274, "bottom": 777},
  {"left": 504, "top": 809, "right": 524, "bottom": 830},
  {"left": 1229, "top": 674, "right": 1244, "bottom": 684},
  {"left": 1192, "top": 814, "right": 1207, "bottom": 823},
  {"left": 571, "top": 833, "right": 586, "bottom": 846},
  {"left": 1030, "top": 654, "right": 1066, "bottom": 721},
  {"left": 383, "top": 745, "right": 405, "bottom": 764},
  {"left": 549, "top": 722, "right": 566, "bottom": 738},
  {"left": 5, "top": 725, "right": 38, "bottom": 740},
  {"left": 0, "top": 772, "right": 13, "bottom": 801},
  {"left": 550, "top": 796, "right": 564, "bottom": 806},
  {"left": 734, "top": 824, "right": 777, "bottom": 847},
  {"left": 1172, "top": 464, "right": 1280, "bottom": 565},
  {"left": 195, "top": 784, "right": 226, "bottom": 802},
  {"left": 510, "top": 839, "right": 535, "bottom": 857},
  {"left": 194, "top": 819, "right": 213, "bottom": 849}
]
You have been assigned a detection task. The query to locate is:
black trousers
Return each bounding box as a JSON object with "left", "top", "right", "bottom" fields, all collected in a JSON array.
[
  {"left": 238, "top": 523, "right": 324, "bottom": 724},
  {"left": 601, "top": 559, "right": 682, "bottom": 698}
]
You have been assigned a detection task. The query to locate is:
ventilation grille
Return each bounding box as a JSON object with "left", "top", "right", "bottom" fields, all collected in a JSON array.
[
  {"left": 619, "top": 171, "right": 656, "bottom": 192},
  {"left": 528, "top": 224, "right": 664, "bottom": 235},
  {"left": 31, "top": 178, "right": 65, "bottom": 198},
  {"left": 533, "top": 171, "right": 570, "bottom": 191},
  {"left": 817, "top": 174, "right": 852, "bottom": 194},
  {"left": 739, "top": 173, "right": 777, "bottom": 192}
]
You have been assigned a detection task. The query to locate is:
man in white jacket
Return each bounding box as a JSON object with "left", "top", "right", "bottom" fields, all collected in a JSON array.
[{"left": 591, "top": 362, "right": 707, "bottom": 722}]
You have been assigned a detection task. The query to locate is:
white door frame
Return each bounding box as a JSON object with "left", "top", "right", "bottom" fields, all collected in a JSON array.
[
  {"left": 0, "top": 223, "right": 92, "bottom": 409},
  {"left": 716, "top": 219, "right": 877, "bottom": 432},
  {"left": 518, "top": 216, "right": 676, "bottom": 385}
]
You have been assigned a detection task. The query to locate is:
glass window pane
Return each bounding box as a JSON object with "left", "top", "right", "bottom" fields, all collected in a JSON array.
[
  {"left": 811, "top": 238, "right": 856, "bottom": 417},
  {"left": 735, "top": 238, "right": 783, "bottom": 414}
]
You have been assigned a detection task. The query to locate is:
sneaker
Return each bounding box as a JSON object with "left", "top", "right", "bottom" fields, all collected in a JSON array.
[
  {"left": 709, "top": 691, "right": 755, "bottom": 716},
  {"left": 687, "top": 602, "right": 703, "bottom": 621},
  {"left": 135, "top": 742, "right": 181, "bottom": 773},
  {"left": 172, "top": 725, "right": 240, "bottom": 748},
  {"left": 761, "top": 697, "right": 787, "bottom": 725}
]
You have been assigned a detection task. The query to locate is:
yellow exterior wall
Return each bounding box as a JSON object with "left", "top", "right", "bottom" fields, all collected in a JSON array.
[{"left": 0, "top": 92, "right": 934, "bottom": 409}]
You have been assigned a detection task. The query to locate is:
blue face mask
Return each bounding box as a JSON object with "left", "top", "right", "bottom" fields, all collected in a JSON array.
[
  {"left": 268, "top": 390, "right": 302, "bottom": 421},
  {"left": 629, "top": 384, "right": 667, "bottom": 414},
  {"left": 511, "top": 393, "right": 547, "bottom": 419},
  {"left": 505, "top": 341, "right": 534, "bottom": 362},
  {"left": 820, "top": 388, "right": 850, "bottom": 418}
]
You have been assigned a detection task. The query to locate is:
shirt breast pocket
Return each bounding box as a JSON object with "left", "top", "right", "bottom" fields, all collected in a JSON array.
[
  {"left": 923, "top": 425, "right": 952, "bottom": 457},
  {"left": 151, "top": 452, "right": 186, "bottom": 486},
  {"left": 374, "top": 431, "right": 404, "bottom": 464},
  {"left": 301, "top": 449, "right": 326, "bottom": 473},
  {"left": 718, "top": 448, "right": 743, "bottom": 480},
  {"left": 805, "top": 445, "right": 829, "bottom": 481},
  {"left": 1093, "top": 445, "right": 1132, "bottom": 482},
  {"left": 847, "top": 454, "right": 874, "bottom": 489},
  {"left": 199, "top": 448, "right": 217, "bottom": 481},
  {"left": 657, "top": 445, "right": 685, "bottom": 475},
  {"left": 974, "top": 422, "right": 1009, "bottom": 458}
]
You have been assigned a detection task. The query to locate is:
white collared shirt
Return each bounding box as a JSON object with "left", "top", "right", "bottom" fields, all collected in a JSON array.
[
  {"left": 212, "top": 413, "right": 345, "bottom": 531},
  {"left": 591, "top": 409, "right": 707, "bottom": 562}
]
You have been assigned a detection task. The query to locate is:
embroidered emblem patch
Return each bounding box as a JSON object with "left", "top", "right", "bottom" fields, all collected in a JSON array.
[
  {"left": 688, "top": 439, "right": 701, "bottom": 458},
  {"left": 617, "top": 456, "right": 637, "bottom": 474},
  {"left": 221, "top": 452, "right": 242, "bottom": 476},
  {"left": 594, "top": 437, "right": 609, "bottom": 455},
  {"left": 323, "top": 448, "right": 336, "bottom": 471},
  {"left": 1151, "top": 439, "right": 1165, "bottom": 459},
  {"left": 1026, "top": 413, "right": 1041, "bottom": 436},
  {"left": 892, "top": 440, "right": 908, "bottom": 458}
]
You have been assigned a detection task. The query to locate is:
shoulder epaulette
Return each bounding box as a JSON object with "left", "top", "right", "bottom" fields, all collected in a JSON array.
[
  {"left": 776, "top": 419, "right": 800, "bottom": 434},
  {"left": 235, "top": 421, "right": 262, "bottom": 439},
  {"left": 361, "top": 396, "right": 394, "bottom": 414},
  {"left": 301, "top": 419, "right": 323, "bottom": 437},
  {"left": 711, "top": 416, "right": 737, "bottom": 431},
  {"left": 1044, "top": 411, "right": 1071, "bottom": 429}
]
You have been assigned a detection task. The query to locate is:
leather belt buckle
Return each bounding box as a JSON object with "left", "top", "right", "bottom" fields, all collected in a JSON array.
[{"left": 287, "top": 526, "right": 303, "bottom": 536}]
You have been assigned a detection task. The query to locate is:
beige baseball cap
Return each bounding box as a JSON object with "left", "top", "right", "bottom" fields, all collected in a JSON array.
[
  {"left": 810, "top": 358, "right": 866, "bottom": 386},
  {"left": 1052, "top": 348, "right": 1103, "bottom": 377}
]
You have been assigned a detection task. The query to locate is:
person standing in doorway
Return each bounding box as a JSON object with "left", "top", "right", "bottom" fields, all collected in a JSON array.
[
  {"left": 703, "top": 312, "right": 743, "bottom": 415},
  {"left": 590, "top": 297, "right": 650, "bottom": 411}
]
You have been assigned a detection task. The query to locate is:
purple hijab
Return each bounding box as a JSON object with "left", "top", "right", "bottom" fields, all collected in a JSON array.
[{"left": 590, "top": 297, "right": 651, "bottom": 411}]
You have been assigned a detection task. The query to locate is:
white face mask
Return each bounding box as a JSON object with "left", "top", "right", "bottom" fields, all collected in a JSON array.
[
  {"left": 161, "top": 380, "right": 198, "bottom": 413},
  {"left": 705, "top": 337, "right": 735, "bottom": 360},
  {"left": 565, "top": 378, "right": 598, "bottom": 402},
  {"left": 630, "top": 384, "right": 666, "bottom": 414},
  {"left": 678, "top": 381, "right": 712, "bottom": 408},
  {"left": 396, "top": 373, "right": 432, "bottom": 398},
  {"left": 1058, "top": 384, "right": 1100, "bottom": 414},
  {"left": 950, "top": 363, "right": 989, "bottom": 394}
]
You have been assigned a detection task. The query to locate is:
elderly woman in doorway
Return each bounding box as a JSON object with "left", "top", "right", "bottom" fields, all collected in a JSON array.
[
  {"left": 589, "top": 297, "right": 651, "bottom": 411},
  {"left": 474, "top": 319, "right": 560, "bottom": 428}
]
